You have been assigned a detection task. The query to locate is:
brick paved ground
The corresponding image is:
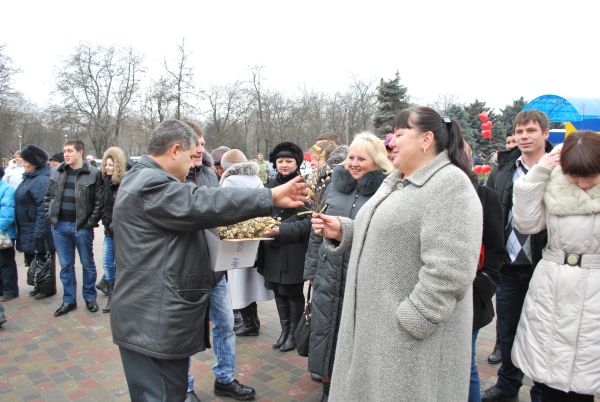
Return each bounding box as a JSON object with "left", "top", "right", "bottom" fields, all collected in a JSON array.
[{"left": 0, "top": 227, "right": 550, "bottom": 401}]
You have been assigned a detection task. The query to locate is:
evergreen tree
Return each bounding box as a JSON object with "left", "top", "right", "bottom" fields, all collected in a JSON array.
[
  {"left": 497, "top": 97, "right": 527, "bottom": 142},
  {"left": 373, "top": 72, "right": 409, "bottom": 138},
  {"left": 445, "top": 103, "right": 477, "bottom": 149}
]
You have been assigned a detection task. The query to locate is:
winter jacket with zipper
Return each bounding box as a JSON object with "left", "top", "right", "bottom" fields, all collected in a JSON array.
[
  {"left": 511, "top": 164, "right": 600, "bottom": 395},
  {"left": 304, "top": 165, "right": 386, "bottom": 377},
  {"left": 186, "top": 153, "right": 224, "bottom": 286},
  {"left": 110, "top": 155, "right": 274, "bottom": 359},
  {"left": 258, "top": 171, "right": 311, "bottom": 285},
  {"left": 0, "top": 180, "right": 16, "bottom": 239},
  {"left": 15, "top": 166, "right": 55, "bottom": 253},
  {"left": 186, "top": 153, "right": 219, "bottom": 189},
  {"left": 44, "top": 161, "right": 103, "bottom": 230}
]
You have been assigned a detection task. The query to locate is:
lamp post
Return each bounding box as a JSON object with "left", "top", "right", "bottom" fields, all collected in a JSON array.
[{"left": 18, "top": 135, "right": 22, "bottom": 150}]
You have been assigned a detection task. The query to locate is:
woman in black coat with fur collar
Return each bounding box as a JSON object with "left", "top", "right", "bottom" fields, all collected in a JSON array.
[{"left": 258, "top": 142, "right": 311, "bottom": 353}]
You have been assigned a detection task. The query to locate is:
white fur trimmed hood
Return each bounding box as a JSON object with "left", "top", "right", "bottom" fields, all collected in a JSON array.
[
  {"left": 544, "top": 167, "right": 600, "bottom": 216},
  {"left": 220, "top": 161, "right": 259, "bottom": 184}
]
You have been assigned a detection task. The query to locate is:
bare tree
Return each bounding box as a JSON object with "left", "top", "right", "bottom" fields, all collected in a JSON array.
[
  {"left": 164, "top": 39, "right": 195, "bottom": 120},
  {"left": 54, "top": 43, "right": 143, "bottom": 154},
  {"left": 0, "top": 45, "right": 21, "bottom": 106},
  {"left": 204, "top": 81, "right": 245, "bottom": 146}
]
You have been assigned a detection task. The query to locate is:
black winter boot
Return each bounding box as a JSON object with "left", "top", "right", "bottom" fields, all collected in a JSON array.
[
  {"left": 233, "top": 309, "right": 243, "bottom": 332},
  {"left": 102, "top": 280, "right": 114, "bottom": 313},
  {"left": 251, "top": 302, "right": 260, "bottom": 330},
  {"left": 234, "top": 305, "right": 259, "bottom": 336},
  {"left": 321, "top": 382, "right": 330, "bottom": 402},
  {"left": 96, "top": 278, "right": 108, "bottom": 296},
  {"left": 273, "top": 296, "right": 290, "bottom": 349},
  {"left": 280, "top": 295, "right": 304, "bottom": 352}
]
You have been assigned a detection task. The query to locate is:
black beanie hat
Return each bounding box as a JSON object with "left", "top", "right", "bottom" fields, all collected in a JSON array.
[
  {"left": 49, "top": 152, "right": 64, "bottom": 163},
  {"left": 268, "top": 142, "right": 304, "bottom": 170},
  {"left": 20, "top": 144, "right": 49, "bottom": 168}
]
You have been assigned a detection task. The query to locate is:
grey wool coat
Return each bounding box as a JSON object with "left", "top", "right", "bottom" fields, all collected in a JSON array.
[{"left": 326, "top": 151, "right": 483, "bottom": 402}]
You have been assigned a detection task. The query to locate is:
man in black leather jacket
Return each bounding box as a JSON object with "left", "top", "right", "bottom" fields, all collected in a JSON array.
[
  {"left": 110, "top": 120, "right": 307, "bottom": 402},
  {"left": 45, "top": 139, "right": 103, "bottom": 316}
]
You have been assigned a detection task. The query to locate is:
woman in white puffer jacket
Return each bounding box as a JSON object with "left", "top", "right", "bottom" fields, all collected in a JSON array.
[{"left": 511, "top": 131, "right": 600, "bottom": 402}]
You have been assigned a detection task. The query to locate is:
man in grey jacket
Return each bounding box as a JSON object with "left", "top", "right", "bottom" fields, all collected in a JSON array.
[{"left": 110, "top": 120, "right": 307, "bottom": 402}]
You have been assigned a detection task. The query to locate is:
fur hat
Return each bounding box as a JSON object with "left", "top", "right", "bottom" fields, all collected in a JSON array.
[
  {"left": 211, "top": 146, "right": 231, "bottom": 166},
  {"left": 269, "top": 142, "right": 304, "bottom": 170},
  {"left": 49, "top": 152, "right": 64, "bottom": 163},
  {"left": 20, "top": 144, "right": 48, "bottom": 168},
  {"left": 221, "top": 149, "right": 247, "bottom": 170}
]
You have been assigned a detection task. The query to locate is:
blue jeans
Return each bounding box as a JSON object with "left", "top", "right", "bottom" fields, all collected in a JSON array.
[
  {"left": 495, "top": 265, "right": 542, "bottom": 402},
  {"left": 102, "top": 235, "right": 116, "bottom": 281},
  {"left": 52, "top": 221, "right": 97, "bottom": 303},
  {"left": 188, "top": 276, "right": 236, "bottom": 391},
  {"left": 469, "top": 330, "right": 481, "bottom": 402}
]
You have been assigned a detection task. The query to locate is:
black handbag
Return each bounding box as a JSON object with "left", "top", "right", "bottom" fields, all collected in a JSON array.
[
  {"left": 295, "top": 284, "right": 312, "bottom": 357},
  {"left": 27, "top": 251, "right": 54, "bottom": 291}
]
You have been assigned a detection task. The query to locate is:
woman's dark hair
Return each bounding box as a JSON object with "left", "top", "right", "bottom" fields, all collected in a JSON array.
[
  {"left": 560, "top": 131, "right": 600, "bottom": 177},
  {"left": 394, "top": 106, "right": 476, "bottom": 181}
]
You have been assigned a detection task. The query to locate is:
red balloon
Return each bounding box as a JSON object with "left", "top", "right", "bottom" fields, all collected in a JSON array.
[
  {"left": 481, "top": 121, "right": 492, "bottom": 130},
  {"left": 481, "top": 130, "right": 492, "bottom": 139},
  {"left": 473, "top": 165, "right": 483, "bottom": 174},
  {"left": 482, "top": 165, "right": 491, "bottom": 174},
  {"left": 478, "top": 112, "right": 489, "bottom": 123}
]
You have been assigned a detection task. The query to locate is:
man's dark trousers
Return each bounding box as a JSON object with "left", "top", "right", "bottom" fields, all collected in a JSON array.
[
  {"left": 495, "top": 264, "right": 542, "bottom": 402},
  {"left": 119, "top": 346, "right": 189, "bottom": 402}
]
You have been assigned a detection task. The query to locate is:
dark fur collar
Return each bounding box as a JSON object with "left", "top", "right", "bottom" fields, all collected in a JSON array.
[{"left": 332, "top": 165, "right": 386, "bottom": 196}]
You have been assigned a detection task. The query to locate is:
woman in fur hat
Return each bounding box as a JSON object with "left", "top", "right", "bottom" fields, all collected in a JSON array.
[
  {"left": 95, "top": 146, "right": 127, "bottom": 313},
  {"left": 15, "top": 144, "right": 56, "bottom": 299},
  {"left": 258, "top": 141, "right": 311, "bottom": 352},
  {"left": 219, "top": 149, "right": 274, "bottom": 336}
]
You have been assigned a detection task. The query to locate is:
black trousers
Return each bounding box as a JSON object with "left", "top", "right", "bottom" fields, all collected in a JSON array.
[
  {"left": 119, "top": 347, "right": 189, "bottom": 402},
  {"left": 539, "top": 383, "right": 594, "bottom": 402},
  {"left": 0, "top": 246, "right": 18, "bottom": 297}
]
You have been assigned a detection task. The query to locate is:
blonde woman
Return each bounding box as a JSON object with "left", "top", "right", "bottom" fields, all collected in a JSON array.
[{"left": 96, "top": 146, "right": 127, "bottom": 313}]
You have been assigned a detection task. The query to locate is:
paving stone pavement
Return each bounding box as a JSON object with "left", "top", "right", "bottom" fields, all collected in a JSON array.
[{"left": 0, "top": 227, "right": 544, "bottom": 401}]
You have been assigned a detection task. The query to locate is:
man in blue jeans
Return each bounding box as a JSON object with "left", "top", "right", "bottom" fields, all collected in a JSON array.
[
  {"left": 184, "top": 121, "right": 255, "bottom": 401},
  {"left": 45, "top": 139, "right": 103, "bottom": 316},
  {"left": 482, "top": 110, "right": 552, "bottom": 402}
]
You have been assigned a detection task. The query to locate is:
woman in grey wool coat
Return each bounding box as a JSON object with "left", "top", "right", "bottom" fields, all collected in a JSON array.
[
  {"left": 304, "top": 132, "right": 393, "bottom": 401},
  {"left": 313, "top": 106, "right": 483, "bottom": 401}
]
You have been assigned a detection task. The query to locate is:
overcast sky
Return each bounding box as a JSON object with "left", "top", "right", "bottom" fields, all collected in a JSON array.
[{"left": 2, "top": 0, "right": 598, "bottom": 110}]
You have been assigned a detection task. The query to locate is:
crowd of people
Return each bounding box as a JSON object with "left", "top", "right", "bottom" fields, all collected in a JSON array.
[{"left": 0, "top": 108, "right": 598, "bottom": 402}]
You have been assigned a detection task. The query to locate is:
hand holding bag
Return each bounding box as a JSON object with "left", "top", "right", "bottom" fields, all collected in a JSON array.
[
  {"left": 27, "top": 240, "right": 53, "bottom": 291},
  {"left": 295, "top": 284, "right": 312, "bottom": 357}
]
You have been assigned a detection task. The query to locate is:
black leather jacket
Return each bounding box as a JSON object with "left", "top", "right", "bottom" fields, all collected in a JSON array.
[
  {"left": 44, "top": 161, "right": 103, "bottom": 230},
  {"left": 110, "top": 156, "right": 273, "bottom": 359}
]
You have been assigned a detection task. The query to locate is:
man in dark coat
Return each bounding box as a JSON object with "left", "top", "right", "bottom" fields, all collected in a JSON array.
[
  {"left": 45, "top": 139, "right": 103, "bottom": 316},
  {"left": 482, "top": 110, "right": 553, "bottom": 402},
  {"left": 110, "top": 120, "right": 307, "bottom": 402},
  {"left": 182, "top": 122, "right": 255, "bottom": 401}
]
